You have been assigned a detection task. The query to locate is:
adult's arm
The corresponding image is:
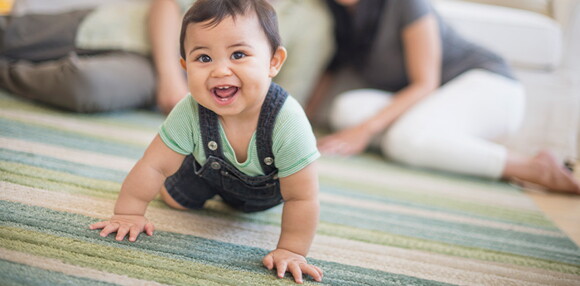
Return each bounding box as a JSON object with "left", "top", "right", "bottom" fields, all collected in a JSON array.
[
  {"left": 304, "top": 71, "right": 334, "bottom": 122},
  {"left": 149, "top": 0, "right": 189, "bottom": 114},
  {"left": 318, "top": 14, "right": 441, "bottom": 155}
]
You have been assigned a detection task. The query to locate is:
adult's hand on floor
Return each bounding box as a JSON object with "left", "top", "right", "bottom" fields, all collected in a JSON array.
[{"left": 317, "top": 125, "right": 374, "bottom": 156}]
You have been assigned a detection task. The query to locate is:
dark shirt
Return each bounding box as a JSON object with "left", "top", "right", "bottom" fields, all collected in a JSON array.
[{"left": 328, "top": 0, "right": 514, "bottom": 92}]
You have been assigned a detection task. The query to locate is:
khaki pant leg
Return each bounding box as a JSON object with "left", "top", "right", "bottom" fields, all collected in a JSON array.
[{"left": 0, "top": 52, "right": 155, "bottom": 112}]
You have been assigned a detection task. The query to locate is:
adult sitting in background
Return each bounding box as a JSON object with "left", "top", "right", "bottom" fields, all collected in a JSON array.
[
  {"left": 307, "top": 0, "right": 580, "bottom": 194},
  {"left": 0, "top": 0, "right": 333, "bottom": 113}
]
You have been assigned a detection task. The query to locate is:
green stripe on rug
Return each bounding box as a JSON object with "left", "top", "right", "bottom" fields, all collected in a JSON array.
[{"left": 0, "top": 160, "right": 121, "bottom": 201}]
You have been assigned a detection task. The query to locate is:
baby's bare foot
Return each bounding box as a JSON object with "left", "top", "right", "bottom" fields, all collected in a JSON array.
[{"left": 526, "top": 151, "right": 580, "bottom": 194}]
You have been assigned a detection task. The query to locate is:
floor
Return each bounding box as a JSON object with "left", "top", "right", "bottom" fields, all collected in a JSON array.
[{"left": 527, "top": 164, "right": 580, "bottom": 246}]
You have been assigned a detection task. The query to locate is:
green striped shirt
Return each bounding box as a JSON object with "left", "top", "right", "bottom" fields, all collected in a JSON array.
[{"left": 159, "top": 94, "right": 319, "bottom": 178}]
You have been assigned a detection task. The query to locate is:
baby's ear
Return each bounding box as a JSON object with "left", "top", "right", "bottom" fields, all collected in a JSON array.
[
  {"left": 269, "top": 46, "right": 287, "bottom": 78},
  {"left": 180, "top": 58, "right": 187, "bottom": 71}
]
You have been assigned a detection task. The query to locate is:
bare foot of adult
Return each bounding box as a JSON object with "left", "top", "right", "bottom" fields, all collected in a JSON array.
[{"left": 522, "top": 151, "right": 580, "bottom": 194}]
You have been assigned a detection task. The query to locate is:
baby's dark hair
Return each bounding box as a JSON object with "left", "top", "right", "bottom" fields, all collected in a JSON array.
[{"left": 179, "top": 0, "right": 281, "bottom": 59}]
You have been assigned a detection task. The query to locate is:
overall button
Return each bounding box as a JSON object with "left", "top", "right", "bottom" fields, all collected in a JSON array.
[
  {"left": 208, "top": 141, "right": 218, "bottom": 151},
  {"left": 264, "top": 157, "right": 274, "bottom": 166},
  {"left": 210, "top": 162, "right": 221, "bottom": 170}
]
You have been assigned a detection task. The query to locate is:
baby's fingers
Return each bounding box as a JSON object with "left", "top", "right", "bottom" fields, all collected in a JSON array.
[
  {"left": 128, "top": 226, "right": 141, "bottom": 242},
  {"left": 89, "top": 221, "right": 109, "bottom": 230},
  {"left": 99, "top": 223, "right": 119, "bottom": 237},
  {"left": 288, "top": 263, "right": 304, "bottom": 284},
  {"left": 144, "top": 222, "right": 155, "bottom": 236},
  {"left": 276, "top": 261, "right": 288, "bottom": 279},
  {"left": 262, "top": 253, "right": 274, "bottom": 270},
  {"left": 301, "top": 264, "right": 323, "bottom": 282},
  {"left": 116, "top": 225, "right": 130, "bottom": 241},
  {"left": 312, "top": 265, "right": 324, "bottom": 280}
]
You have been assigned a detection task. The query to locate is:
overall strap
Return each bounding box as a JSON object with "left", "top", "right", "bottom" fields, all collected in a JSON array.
[
  {"left": 256, "top": 82, "right": 288, "bottom": 175},
  {"left": 198, "top": 104, "right": 223, "bottom": 158}
]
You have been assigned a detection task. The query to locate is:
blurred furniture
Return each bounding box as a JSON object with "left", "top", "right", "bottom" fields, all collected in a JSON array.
[{"left": 434, "top": 0, "right": 580, "bottom": 161}]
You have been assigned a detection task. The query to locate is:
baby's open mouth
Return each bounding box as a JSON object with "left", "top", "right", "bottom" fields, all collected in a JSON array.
[{"left": 212, "top": 86, "right": 239, "bottom": 102}]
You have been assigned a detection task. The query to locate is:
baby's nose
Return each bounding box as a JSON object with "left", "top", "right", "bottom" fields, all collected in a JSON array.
[{"left": 211, "top": 61, "right": 233, "bottom": 77}]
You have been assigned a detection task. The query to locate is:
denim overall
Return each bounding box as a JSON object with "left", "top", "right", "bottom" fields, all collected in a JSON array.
[{"left": 164, "top": 83, "right": 288, "bottom": 213}]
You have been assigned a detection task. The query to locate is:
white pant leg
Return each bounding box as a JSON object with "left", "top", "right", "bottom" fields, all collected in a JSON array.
[
  {"left": 329, "top": 88, "right": 394, "bottom": 130},
  {"left": 328, "top": 88, "right": 394, "bottom": 148},
  {"left": 384, "top": 70, "right": 525, "bottom": 178}
]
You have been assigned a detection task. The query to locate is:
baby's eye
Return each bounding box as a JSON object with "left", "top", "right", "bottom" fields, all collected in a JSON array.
[
  {"left": 196, "top": 54, "right": 212, "bottom": 63},
  {"left": 231, "top": 51, "right": 246, "bottom": 60}
]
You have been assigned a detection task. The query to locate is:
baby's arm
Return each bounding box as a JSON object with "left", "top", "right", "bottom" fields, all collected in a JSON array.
[
  {"left": 263, "top": 163, "right": 323, "bottom": 283},
  {"left": 90, "top": 135, "right": 185, "bottom": 241}
]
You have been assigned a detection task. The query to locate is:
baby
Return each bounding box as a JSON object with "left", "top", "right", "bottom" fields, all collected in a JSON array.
[{"left": 90, "top": 0, "right": 323, "bottom": 283}]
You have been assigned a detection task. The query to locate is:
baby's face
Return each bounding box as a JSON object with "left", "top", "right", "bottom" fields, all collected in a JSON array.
[{"left": 181, "top": 12, "right": 285, "bottom": 119}]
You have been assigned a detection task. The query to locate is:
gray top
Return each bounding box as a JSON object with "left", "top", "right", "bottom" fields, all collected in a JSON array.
[{"left": 356, "top": 0, "right": 514, "bottom": 92}]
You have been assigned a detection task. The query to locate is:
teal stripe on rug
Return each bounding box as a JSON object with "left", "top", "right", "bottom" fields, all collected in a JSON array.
[
  {"left": 0, "top": 118, "right": 144, "bottom": 159},
  {"left": 0, "top": 200, "right": 450, "bottom": 286},
  {"left": 0, "top": 259, "right": 116, "bottom": 286}
]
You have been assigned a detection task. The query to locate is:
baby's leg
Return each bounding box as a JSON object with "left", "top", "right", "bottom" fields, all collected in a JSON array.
[
  {"left": 160, "top": 186, "right": 188, "bottom": 210},
  {"left": 162, "top": 155, "right": 217, "bottom": 209}
]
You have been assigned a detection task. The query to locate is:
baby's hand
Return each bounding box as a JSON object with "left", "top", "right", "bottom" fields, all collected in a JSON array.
[
  {"left": 89, "top": 214, "right": 154, "bottom": 242},
  {"left": 263, "top": 249, "right": 323, "bottom": 284}
]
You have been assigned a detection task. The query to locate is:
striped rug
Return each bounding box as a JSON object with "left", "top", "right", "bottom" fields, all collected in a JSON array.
[{"left": 1, "top": 91, "right": 579, "bottom": 286}]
